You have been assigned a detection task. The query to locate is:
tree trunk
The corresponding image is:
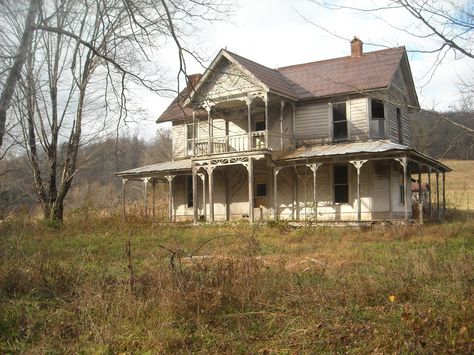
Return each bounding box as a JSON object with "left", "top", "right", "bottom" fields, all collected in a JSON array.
[{"left": 0, "top": 0, "right": 39, "bottom": 151}]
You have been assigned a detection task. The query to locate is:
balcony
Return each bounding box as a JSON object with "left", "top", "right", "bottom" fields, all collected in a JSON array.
[{"left": 189, "top": 131, "right": 294, "bottom": 156}]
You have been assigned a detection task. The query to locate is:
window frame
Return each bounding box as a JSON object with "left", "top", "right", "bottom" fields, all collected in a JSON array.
[
  {"left": 396, "top": 107, "right": 404, "bottom": 144},
  {"left": 331, "top": 102, "right": 348, "bottom": 142},
  {"left": 369, "top": 99, "right": 386, "bottom": 139},
  {"left": 186, "top": 175, "right": 193, "bottom": 208},
  {"left": 333, "top": 164, "right": 349, "bottom": 204},
  {"left": 186, "top": 121, "right": 198, "bottom": 156}
]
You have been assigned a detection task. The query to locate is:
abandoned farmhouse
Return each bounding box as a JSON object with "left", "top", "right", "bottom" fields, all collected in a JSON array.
[{"left": 117, "top": 38, "right": 451, "bottom": 223}]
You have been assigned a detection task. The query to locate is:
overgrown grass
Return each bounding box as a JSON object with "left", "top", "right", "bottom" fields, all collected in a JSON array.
[{"left": 1, "top": 214, "right": 473, "bottom": 353}]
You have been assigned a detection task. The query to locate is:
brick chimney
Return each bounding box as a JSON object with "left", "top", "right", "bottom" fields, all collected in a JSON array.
[
  {"left": 186, "top": 73, "right": 202, "bottom": 90},
  {"left": 350, "top": 37, "right": 363, "bottom": 58}
]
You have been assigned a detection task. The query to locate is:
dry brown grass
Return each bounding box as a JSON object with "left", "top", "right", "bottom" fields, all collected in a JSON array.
[
  {"left": 1, "top": 214, "right": 473, "bottom": 353},
  {"left": 441, "top": 160, "right": 474, "bottom": 211}
]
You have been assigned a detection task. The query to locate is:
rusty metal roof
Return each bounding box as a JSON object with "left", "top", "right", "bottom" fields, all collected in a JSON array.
[
  {"left": 116, "top": 159, "right": 192, "bottom": 178},
  {"left": 281, "top": 140, "right": 409, "bottom": 159},
  {"left": 157, "top": 47, "right": 407, "bottom": 123},
  {"left": 225, "top": 50, "right": 298, "bottom": 100},
  {"left": 278, "top": 47, "right": 405, "bottom": 99},
  {"left": 277, "top": 140, "right": 451, "bottom": 172}
]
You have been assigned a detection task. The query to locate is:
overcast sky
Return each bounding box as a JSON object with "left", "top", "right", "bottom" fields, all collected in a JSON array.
[{"left": 129, "top": 0, "right": 472, "bottom": 139}]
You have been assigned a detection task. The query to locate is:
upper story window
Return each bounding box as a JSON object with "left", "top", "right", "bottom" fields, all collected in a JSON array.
[
  {"left": 186, "top": 122, "right": 197, "bottom": 156},
  {"left": 332, "top": 102, "right": 348, "bottom": 141},
  {"left": 370, "top": 99, "right": 385, "bottom": 138},
  {"left": 396, "top": 107, "right": 404, "bottom": 144}
]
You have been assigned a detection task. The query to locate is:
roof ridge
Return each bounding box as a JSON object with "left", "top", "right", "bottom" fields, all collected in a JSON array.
[{"left": 277, "top": 46, "right": 405, "bottom": 71}]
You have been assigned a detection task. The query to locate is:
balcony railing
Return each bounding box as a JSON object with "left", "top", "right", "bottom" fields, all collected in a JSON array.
[{"left": 191, "top": 131, "right": 294, "bottom": 156}]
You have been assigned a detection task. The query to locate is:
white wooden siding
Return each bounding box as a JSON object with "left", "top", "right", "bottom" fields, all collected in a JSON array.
[
  {"left": 172, "top": 122, "right": 185, "bottom": 158},
  {"left": 294, "top": 102, "right": 329, "bottom": 140},
  {"left": 349, "top": 98, "right": 368, "bottom": 140}
]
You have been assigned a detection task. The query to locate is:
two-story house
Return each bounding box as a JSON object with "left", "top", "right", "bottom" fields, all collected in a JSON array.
[{"left": 117, "top": 38, "right": 450, "bottom": 223}]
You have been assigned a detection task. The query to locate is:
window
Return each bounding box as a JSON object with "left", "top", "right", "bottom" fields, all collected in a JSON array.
[
  {"left": 186, "top": 122, "right": 197, "bottom": 156},
  {"left": 332, "top": 102, "right": 348, "bottom": 141},
  {"left": 396, "top": 107, "right": 404, "bottom": 144},
  {"left": 256, "top": 183, "right": 267, "bottom": 197},
  {"left": 186, "top": 175, "right": 193, "bottom": 207},
  {"left": 370, "top": 99, "right": 385, "bottom": 138},
  {"left": 399, "top": 170, "right": 405, "bottom": 205},
  {"left": 334, "top": 165, "right": 349, "bottom": 203},
  {"left": 255, "top": 120, "right": 265, "bottom": 131}
]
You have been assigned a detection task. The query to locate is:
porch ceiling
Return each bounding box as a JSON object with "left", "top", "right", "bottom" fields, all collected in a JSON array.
[{"left": 115, "top": 159, "right": 192, "bottom": 179}]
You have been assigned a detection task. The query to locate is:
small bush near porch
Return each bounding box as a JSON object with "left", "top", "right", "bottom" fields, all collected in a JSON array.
[{"left": 1, "top": 214, "right": 472, "bottom": 353}]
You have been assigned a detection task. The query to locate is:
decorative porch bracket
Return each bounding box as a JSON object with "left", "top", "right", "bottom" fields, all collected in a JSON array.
[{"left": 349, "top": 160, "right": 368, "bottom": 222}]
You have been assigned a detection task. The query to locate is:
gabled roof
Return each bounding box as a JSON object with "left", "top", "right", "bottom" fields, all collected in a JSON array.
[
  {"left": 277, "top": 47, "right": 406, "bottom": 99},
  {"left": 157, "top": 46, "right": 415, "bottom": 123}
]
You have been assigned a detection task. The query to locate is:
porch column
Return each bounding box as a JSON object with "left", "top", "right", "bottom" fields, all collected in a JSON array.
[
  {"left": 280, "top": 100, "right": 284, "bottom": 150},
  {"left": 207, "top": 106, "right": 212, "bottom": 154},
  {"left": 418, "top": 165, "right": 423, "bottom": 224},
  {"left": 206, "top": 166, "right": 215, "bottom": 222},
  {"left": 293, "top": 167, "right": 298, "bottom": 220},
  {"left": 350, "top": 160, "right": 367, "bottom": 222},
  {"left": 442, "top": 172, "right": 446, "bottom": 219},
  {"left": 248, "top": 157, "right": 254, "bottom": 222},
  {"left": 388, "top": 160, "right": 393, "bottom": 218},
  {"left": 152, "top": 179, "right": 157, "bottom": 220},
  {"left": 143, "top": 177, "right": 150, "bottom": 218},
  {"left": 192, "top": 111, "right": 196, "bottom": 156},
  {"left": 165, "top": 175, "right": 175, "bottom": 222},
  {"left": 403, "top": 157, "right": 409, "bottom": 221},
  {"left": 264, "top": 93, "right": 269, "bottom": 148},
  {"left": 122, "top": 178, "right": 128, "bottom": 220},
  {"left": 247, "top": 97, "right": 252, "bottom": 150},
  {"left": 436, "top": 171, "right": 440, "bottom": 220},
  {"left": 308, "top": 163, "right": 322, "bottom": 221},
  {"left": 273, "top": 167, "right": 281, "bottom": 220},
  {"left": 225, "top": 168, "right": 230, "bottom": 221},
  {"left": 198, "top": 173, "right": 206, "bottom": 221},
  {"left": 428, "top": 168, "right": 432, "bottom": 220},
  {"left": 192, "top": 168, "right": 198, "bottom": 224}
]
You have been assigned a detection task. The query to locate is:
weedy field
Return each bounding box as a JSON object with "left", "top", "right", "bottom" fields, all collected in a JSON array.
[{"left": 0, "top": 160, "right": 473, "bottom": 353}]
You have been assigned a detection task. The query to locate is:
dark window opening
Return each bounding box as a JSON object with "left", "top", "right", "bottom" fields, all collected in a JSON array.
[
  {"left": 332, "top": 102, "right": 348, "bottom": 141},
  {"left": 370, "top": 99, "right": 385, "bottom": 138},
  {"left": 334, "top": 165, "right": 349, "bottom": 203},
  {"left": 186, "top": 123, "right": 197, "bottom": 155},
  {"left": 255, "top": 121, "right": 266, "bottom": 131},
  {"left": 399, "top": 171, "right": 405, "bottom": 205},
  {"left": 187, "top": 175, "right": 193, "bottom": 208},
  {"left": 397, "top": 107, "right": 404, "bottom": 144},
  {"left": 256, "top": 183, "right": 267, "bottom": 197}
]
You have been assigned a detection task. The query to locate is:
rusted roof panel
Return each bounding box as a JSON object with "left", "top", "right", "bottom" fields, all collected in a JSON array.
[
  {"left": 116, "top": 159, "right": 192, "bottom": 177},
  {"left": 225, "top": 50, "right": 298, "bottom": 99},
  {"left": 277, "top": 47, "right": 405, "bottom": 99},
  {"left": 157, "top": 47, "right": 405, "bottom": 122},
  {"left": 280, "top": 140, "right": 409, "bottom": 160}
]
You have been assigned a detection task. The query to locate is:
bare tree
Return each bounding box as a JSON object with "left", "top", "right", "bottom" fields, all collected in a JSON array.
[{"left": 1, "top": 0, "right": 230, "bottom": 221}]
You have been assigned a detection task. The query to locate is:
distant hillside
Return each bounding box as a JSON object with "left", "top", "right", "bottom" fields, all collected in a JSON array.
[{"left": 411, "top": 110, "right": 474, "bottom": 160}]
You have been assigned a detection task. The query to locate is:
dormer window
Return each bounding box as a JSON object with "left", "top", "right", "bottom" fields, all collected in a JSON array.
[
  {"left": 370, "top": 99, "right": 385, "bottom": 138},
  {"left": 332, "top": 102, "right": 348, "bottom": 141}
]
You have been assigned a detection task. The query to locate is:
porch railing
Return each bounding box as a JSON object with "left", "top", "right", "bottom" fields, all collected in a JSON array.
[{"left": 193, "top": 131, "right": 294, "bottom": 156}]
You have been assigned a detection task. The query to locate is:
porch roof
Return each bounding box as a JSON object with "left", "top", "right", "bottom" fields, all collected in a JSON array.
[
  {"left": 277, "top": 140, "right": 451, "bottom": 172},
  {"left": 115, "top": 159, "right": 192, "bottom": 179}
]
